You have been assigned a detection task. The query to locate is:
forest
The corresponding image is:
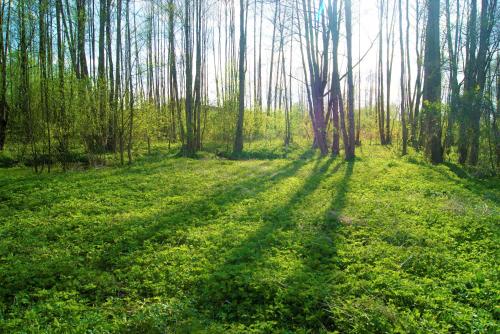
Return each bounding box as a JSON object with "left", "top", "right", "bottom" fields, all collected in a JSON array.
[{"left": 0, "top": 0, "right": 499, "bottom": 332}]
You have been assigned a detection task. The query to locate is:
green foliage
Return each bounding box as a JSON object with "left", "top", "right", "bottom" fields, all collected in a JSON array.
[{"left": 0, "top": 144, "right": 498, "bottom": 333}]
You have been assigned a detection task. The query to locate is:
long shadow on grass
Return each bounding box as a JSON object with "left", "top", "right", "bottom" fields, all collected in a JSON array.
[
  {"left": 91, "top": 150, "right": 317, "bottom": 260},
  {"left": 192, "top": 157, "right": 348, "bottom": 328},
  {"left": 0, "top": 150, "right": 320, "bottom": 305},
  {"left": 405, "top": 157, "right": 499, "bottom": 201}
]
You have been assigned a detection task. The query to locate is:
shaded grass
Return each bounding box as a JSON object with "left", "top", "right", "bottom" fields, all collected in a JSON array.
[{"left": 0, "top": 144, "right": 498, "bottom": 333}]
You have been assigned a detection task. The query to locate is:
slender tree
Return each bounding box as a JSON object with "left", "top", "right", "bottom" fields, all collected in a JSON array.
[
  {"left": 399, "top": 0, "right": 407, "bottom": 155},
  {"left": 345, "top": 0, "right": 356, "bottom": 159},
  {"left": 233, "top": 0, "right": 248, "bottom": 154}
]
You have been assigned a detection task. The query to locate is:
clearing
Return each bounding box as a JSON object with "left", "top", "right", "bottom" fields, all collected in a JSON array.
[{"left": 0, "top": 145, "right": 498, "bottom": 333}]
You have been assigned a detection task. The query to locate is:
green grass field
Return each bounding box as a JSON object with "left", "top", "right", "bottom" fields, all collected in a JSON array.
[{"left": 0, "top": 144, "right": 498, "bottom": 333}]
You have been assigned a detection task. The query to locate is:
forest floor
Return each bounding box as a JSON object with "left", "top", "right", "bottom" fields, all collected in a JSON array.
[{"left": 0, "top": 143, "right": 498, "bottom": 333}]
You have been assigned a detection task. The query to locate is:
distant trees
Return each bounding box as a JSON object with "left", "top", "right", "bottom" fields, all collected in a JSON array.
[{"left": 0, "top": 0, "right": 498, "bottom": 170}]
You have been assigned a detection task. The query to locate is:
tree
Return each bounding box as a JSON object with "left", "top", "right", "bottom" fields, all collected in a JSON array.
[
  {"left": 329, "top": 0, "right": 344, "bottom": 156},
  {"left": 422, "top": 0, "right": 442, "bottom": 163},
  {"left": 399, "top": 0, "right": 407, "bottom": 155},
  {"left": 39, "top": 0, "right": 51, "bottom": 171},
  {"left": 184, "top": 0, "right": 195, "bottom": 156},
  {"left": 125, "top": 0, "right": 133, "bottom": 164},
  {"left": 300, "top": 0, "right": 330, "bottom": 156},
  {"left": 233, "top": 0, "right": 248, "bottom": 154},
  {"left": 443, "top": 0, "right": 460, "bottom": 154},
  {"left": 345, "top": 0, "right": 356, "bottom": 159},
  {"left": 377, "top": 0, "right": 386, "bottom": 144},
  {"left": 0, "top": 0, "right": 11, "bottom": 150},
  {"left": 168, "top": 0, "right": 184, "bottom": 145},
  {"left": 468, "top": 0, "right": 497, "bottom": 165}
]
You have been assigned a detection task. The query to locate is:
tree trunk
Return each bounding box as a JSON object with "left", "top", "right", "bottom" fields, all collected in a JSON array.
[
  {"left": 345, "top": 0, "right": 356, "bottom": 160},
  {"left": 184, "top": 0, "right": 195, "bottom": 156},
  {"left": 422, "top": 0, "right": 442, "bottom": 163},
  {"left": 0, "top": 0, "right": 11, "bottom": 151},
  {"left": 233, "top": 0, "right": 247, "bottom": 154},
  {"left": 398, "top": 0, "right": 407, "bottom": 155}
]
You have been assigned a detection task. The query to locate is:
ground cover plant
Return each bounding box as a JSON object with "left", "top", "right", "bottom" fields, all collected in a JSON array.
[{"left": 0, "top": 143, "right": 498, "bottom": 333}]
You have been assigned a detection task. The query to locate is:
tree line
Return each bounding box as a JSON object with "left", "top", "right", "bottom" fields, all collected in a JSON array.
[{"left": 0, "top": 0, "right": 498, "bottom": 171}]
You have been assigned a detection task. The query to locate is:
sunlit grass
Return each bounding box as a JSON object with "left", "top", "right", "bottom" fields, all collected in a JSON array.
[{"left": 0, "top": 143, "right": 498, "bottom": 333}]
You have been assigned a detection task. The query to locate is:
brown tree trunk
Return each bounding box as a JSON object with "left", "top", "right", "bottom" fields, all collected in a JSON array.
[{"left": 422, "top": 0, "right": 442, "bottom": 163}]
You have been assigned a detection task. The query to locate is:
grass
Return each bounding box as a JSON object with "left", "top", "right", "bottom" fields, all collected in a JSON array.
[{"left": 0, "top": 144, "right": 498, "bottom": 333}]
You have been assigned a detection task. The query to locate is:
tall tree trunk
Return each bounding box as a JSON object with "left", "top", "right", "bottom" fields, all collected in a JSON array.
[
  {"left": 266, "top": 1, "right": 279, "bottom": 115},
  {"left": 377, "top": 0, "right": 386, "bottom": 144},
  {"left": 0, "top": 0, "right": 11, "bottom": 150},
  {"left": 125, "top": 0, "right": 133, "bottom": 164},
  {"left": 105, "top": 0, "right": 115, "bottom": 152},
  {"left": 469, "top": 0, "right": 497, "bottom": 165},
  {"left": 345, "top": 0, "right": 356, "bottom": 160},
  {"left": 55, "top": 0, "right": 68, "bottom": 166},
  {"left": 98, "top": 0, "right": 107, "bottom": 151},
  {"left": 168, "top": 0, "right": 183, "bottom": 145},
  {"left": 184, "top": 0, "right": 195, "bottom": 156},
  {"left": 76, "top": 0, "right": 88, "bottom": 79},
  {"left": 385, "top": 0, "right": 395, "bottom": 144},
  {"left": 443, "top": 0, "right": 459, "bottom": 154},
  {"left": 458, "top": 0, "right": 477, "bottom": 164},
  {"left": 115, "top": 0, "right": 123, "bottom": 165},
  {"left": 39, "top": 0, "right": 51, "bottom": 171},
  {"left": 301, "top": 0, "right": 329, "bottom": 156},
  {"left": 233, "top": 0, "right": 248, "bottom": 154},
  {"left": 399, "top": 0, "right": 407, "bottom": 155},
  {"left": 422, "top": 0, "right": 442, "bottom": 163},
  {"left": 19, "top": 0, "right": 38, "bottom": 171},
  {"left": 194, "top": 0, "right": 203, "bottom": 150}
]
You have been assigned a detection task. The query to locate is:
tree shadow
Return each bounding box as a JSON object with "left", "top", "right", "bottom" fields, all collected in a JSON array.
[
  {"left": 192, "top": 157, "right": 351, "bottom": 328},
  {"left": 405, "top": 156, "right": 499, "bottom": 201},
  {"left": 0, "top": 150, "right": 317, "bottom": 305}
]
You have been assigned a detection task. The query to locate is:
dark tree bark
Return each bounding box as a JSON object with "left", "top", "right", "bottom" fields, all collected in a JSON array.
[
  {"left": 422, "top": 0, "right": 442, "bottom": 163},
  {"left": 39, "top": 0, "right": 51, "bottom": 171},
  {"left": 0, "top": 0, "right": 11, "bottom": 150},
  {"left": 468, "top": 0, "right": 497, "bottom": 165},
  {"left": 76, "top": 0, "right": 88, "bottom": 79}
]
